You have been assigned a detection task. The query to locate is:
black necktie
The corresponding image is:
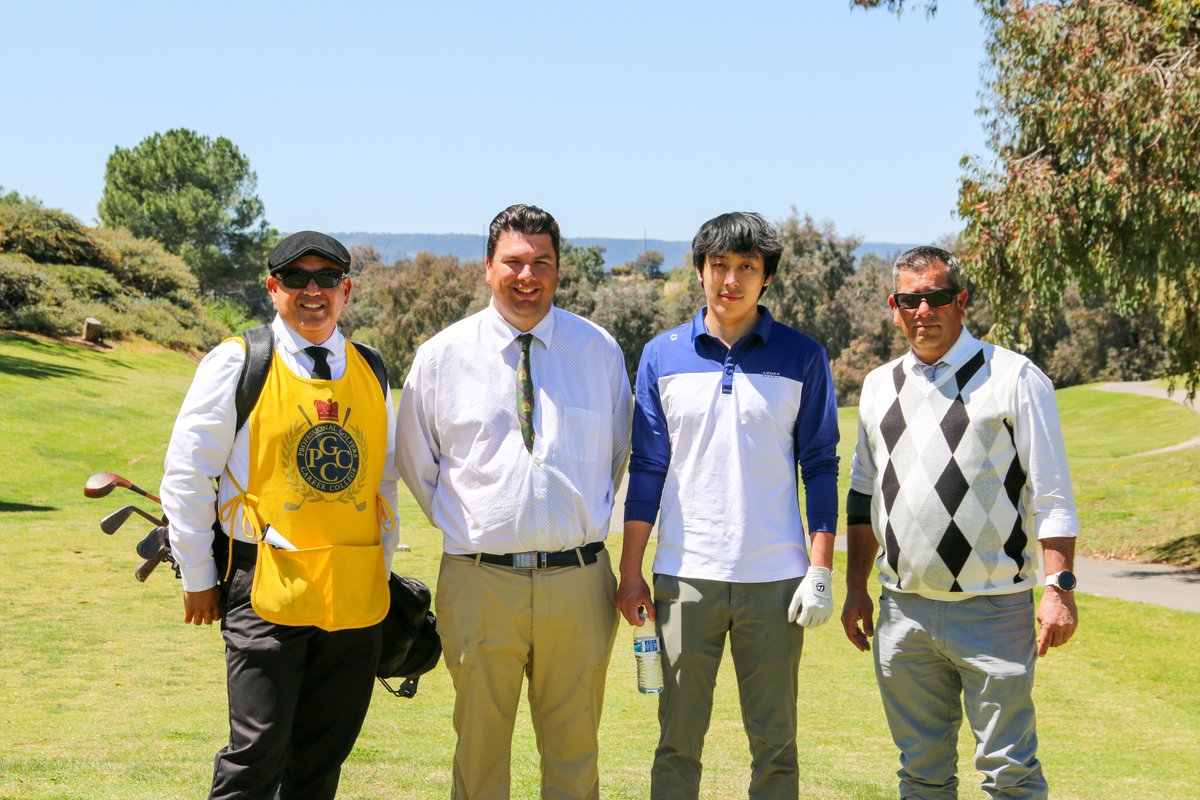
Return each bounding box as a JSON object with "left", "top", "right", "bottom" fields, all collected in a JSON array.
[{"left": 305, "top": 346, "right": 331, "bottom": 380}]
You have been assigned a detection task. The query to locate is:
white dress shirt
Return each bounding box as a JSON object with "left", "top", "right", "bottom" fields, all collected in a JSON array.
[
  {"left": 161, "top": 315, "right": 400, "bottom": 591},
  {"left": 396, "top": 302, "right": 633, "bottom": 555}
]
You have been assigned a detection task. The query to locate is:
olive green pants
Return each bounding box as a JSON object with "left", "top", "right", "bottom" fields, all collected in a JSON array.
[{"left": 651, "top": 573, "right": 805, "bottom": 800}]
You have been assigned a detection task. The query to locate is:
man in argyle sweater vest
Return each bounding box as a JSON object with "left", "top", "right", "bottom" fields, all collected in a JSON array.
[{"left": 842, "top": 246, "right": 1079, "bottom": 800}]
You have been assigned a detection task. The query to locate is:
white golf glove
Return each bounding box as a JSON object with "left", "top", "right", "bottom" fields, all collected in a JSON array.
[{"left": 788, "top": 566, "right": 833, "bottom": 628}]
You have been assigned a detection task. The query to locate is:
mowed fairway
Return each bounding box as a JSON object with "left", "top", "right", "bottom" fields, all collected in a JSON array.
[{"left": 1, "top": 331, "right": 1198, "bottom": 800}]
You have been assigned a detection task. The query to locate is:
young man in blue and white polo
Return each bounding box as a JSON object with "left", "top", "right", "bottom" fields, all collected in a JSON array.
[{"left": 617, "top": 211, "right": 840, "bottom": 800}]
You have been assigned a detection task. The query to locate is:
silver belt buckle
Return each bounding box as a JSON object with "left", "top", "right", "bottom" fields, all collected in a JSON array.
[{"left": 511, "top": 551, "right": 538, "bottom": 570}]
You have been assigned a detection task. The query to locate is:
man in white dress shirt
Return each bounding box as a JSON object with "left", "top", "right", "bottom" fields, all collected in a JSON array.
[
  {"left": 841, "top": 246, "right": 1079, "bottom": 800},
  {"left": 161, "top": 231, "right": 400, "bottom": 799},
  {"left": 397, "top": 204, "right": 632, "bottom": 799}
]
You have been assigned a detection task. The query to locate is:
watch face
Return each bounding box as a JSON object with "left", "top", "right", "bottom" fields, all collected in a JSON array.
[{"left": 1056, "top": 571, "right": 1077, "bottom": 591}]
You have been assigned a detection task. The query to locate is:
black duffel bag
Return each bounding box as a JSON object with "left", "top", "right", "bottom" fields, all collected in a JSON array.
[{"left": 377, "top": 573, "right": 442, "bottom": 698}]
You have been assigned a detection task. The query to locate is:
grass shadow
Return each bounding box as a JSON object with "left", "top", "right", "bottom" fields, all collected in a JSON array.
[
  {"left": 0, "top": 331, "right": 104, "bottom": 361},
  {"left": 0, "top": 332, "right": 146, "bottom": 379},
  {"left": 1145, "top": 534, "right": 1200, "bottom": 569},
  {"left": 0, "top": 351, "right": 92, "bottom": 380},
  {"left": 0, "top": 501, "right": 58, "bottom": 512}
]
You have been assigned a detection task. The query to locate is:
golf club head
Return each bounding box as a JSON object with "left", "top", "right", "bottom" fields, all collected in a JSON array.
[
  {"left": 100, "top": 505, "right": 137, "bottom": 535},
  {"left": 84, "top": 471, "right": 125, "bottom": 499},
  {"left": 134, "top": 549, "right": 169, "bottom": 582},
  {"left": 83, "top": 471, "right": 162, "bottom": 504},
  {"left": 136, "top": 527, "right": 167, "bottom": 560},
  {"left": 100, "top": 504, "right": 165, "bottom": 534}
]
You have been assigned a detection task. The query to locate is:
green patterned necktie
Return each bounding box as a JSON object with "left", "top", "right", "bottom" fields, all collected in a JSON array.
[{"left": 515, "top": 333, "right": 535, "bottom": 452}]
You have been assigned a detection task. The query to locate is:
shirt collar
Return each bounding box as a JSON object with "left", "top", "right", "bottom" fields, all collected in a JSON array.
[
  {"left": 272, "top": 315, "right": 344, "bottom": 355},
  {"left": 484, "top": 300, "right": 557, "bottom": 351},
  {"left": 689, "top": 305, "right": 775, "bottom": 345},
  {"left": 903, "top": 325, "right": 978, "bottom": 371}
]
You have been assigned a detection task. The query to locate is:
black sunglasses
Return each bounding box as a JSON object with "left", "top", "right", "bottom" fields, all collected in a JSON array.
[
  {"left": 892, "top": 288, "right": 960, "bottom": 310},
  {"left": 273, "top": 268, "right": 346, "bottom": 289}
]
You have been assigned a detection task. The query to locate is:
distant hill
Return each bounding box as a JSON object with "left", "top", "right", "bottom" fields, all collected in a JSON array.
[
  {"left": 331, "top": 232, "right": 919, "bottom": 271},
  {"left": 334, "top": 233, "right": 490, "bottom": 265},
  {"left": 855, "top": 241, "right": 922, "bottom": 263}
]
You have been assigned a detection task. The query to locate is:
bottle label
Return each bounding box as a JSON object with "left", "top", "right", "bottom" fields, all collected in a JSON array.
[{"left": 633, "top": 636, "right": 660, "bottom": 654}]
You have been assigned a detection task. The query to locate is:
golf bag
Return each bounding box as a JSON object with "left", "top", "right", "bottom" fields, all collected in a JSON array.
[
  {"left": 377, "top": 574, "right": 442, "bottom": 697},
  {"left": 234, "top": 325, "right": 442, "bottom": 697}
]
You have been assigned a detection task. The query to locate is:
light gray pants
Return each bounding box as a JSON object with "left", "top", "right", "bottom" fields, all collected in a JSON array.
[
  {"left": 874, "top": 588, "right": 1046, "bottom": 800},
  {"left": 651, "top": 574, "right": 805, "bottom": 800}
]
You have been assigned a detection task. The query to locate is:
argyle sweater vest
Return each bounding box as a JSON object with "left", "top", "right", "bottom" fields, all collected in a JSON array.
[{"left": 857, "top": 342, "right": 1037, "bottom": 598}]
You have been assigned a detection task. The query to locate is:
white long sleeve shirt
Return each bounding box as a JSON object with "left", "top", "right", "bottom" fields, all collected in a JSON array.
[
  {"left": 161, "top": 316, "right": 400, "bottom": 591},
  {"left": 396, "top": 303, "right": 633, "bottom": 555},
  {"left": 850, "top": 327, "right": 1077, "bottom": 598}
]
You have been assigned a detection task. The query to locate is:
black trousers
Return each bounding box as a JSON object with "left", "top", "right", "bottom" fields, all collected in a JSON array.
[{"left": 209, "top": 541, "right": 382, "bottom": 800}]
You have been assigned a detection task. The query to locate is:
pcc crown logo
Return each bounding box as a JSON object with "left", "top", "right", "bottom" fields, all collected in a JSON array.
[{"left": 296, "top": 399, "right": 360, "bottom": 494}]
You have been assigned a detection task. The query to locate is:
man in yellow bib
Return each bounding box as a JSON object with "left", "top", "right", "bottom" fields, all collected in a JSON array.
[{"left": 161, "top": 230, "right": 400, "bottom": 799}]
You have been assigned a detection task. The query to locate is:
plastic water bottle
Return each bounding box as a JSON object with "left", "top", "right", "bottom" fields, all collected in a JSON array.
[{"left": 633, "top": 630, "right": 663, "bottom": 694}]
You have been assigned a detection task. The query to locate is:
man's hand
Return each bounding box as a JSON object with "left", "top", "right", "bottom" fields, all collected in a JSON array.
[
  {"left": 184, "top": 588, "right": 221, "bottom": 626},
  {"left": 842, "top": 523, "right": 879, "bottom": 652},
  {"left": 616, "top": 575, "right": 653, "bottom": 626},
  {"left": 617, "top": 520, "right": 655, "bottom": 626},
  {"left": 1036, "top": 588, "right": 1078, "bottom": 656},
  {"left": 788, "top": 566, "right": 833, "bottom": 628},
  {"left": 841, "top": 588, "right": 875, "bottom": 652}
]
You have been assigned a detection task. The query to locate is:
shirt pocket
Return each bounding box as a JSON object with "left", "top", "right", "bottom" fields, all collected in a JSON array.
[
  {"left": 737, "top": 374, "right": 800, "bottom": 431},
  {"left": 563, "top": 406, "right": 604, "bottom": 462}
]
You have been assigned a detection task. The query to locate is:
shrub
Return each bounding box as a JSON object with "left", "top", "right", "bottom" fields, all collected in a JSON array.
[
  {"left": 349, "top": 253, "right": 489, "bottom": 380},
  {"left": 0, "top": 204, "right": 102, "bottom": 266},
  {"left": 204, "top": 297, "right": 260, "bottom": 336},
  {"left": 120, "top": 295, "right": 229, "bottom": 351},
  {"left": 0, "top": 202, "right": 233, "bottom": 351},
  {"left": 0, "top": 254, "right": 53, "bottom": 313},
  {"left": 586, "top": 277, "right": 662, "bottom": 387},
  {"left": 90, "top": 227, "right": 199, "bottom": 301},
  {"left": 1044, "top": 284, "right": 1168, "bottom": 388},
  {"left": 0, "top": 256, "right": 227, "bottom": 350},
  {"left": 0, "top": 185, "right": 42, "bottom": 208},
  {"left": 57, "top": 262, "right": 125, "bottom": 302},
  {"left": 0, "top": 257, "right": 96, "bottom": 337}
]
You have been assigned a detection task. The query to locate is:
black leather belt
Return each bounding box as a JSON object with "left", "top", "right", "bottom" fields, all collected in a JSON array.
[
  {"left": 214, "top": 534, "right": 258, "bottom": 565},
  {"left": 475, "top": 542, "right": 605, "bottom": 569}
]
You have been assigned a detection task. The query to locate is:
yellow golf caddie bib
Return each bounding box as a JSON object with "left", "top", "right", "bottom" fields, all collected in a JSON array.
[{"left": 239, "top": 343, "right": 389, "bottom": 630}]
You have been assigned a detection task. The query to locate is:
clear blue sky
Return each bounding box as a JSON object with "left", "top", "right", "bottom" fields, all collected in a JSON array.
[{"left": 1, "top": 1, "right": 989, "bottom": 244}]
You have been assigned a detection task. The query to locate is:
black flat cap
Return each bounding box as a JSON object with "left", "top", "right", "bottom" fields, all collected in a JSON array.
[{"left": 268, "top": 231, "right": 352, "bottom": 273}]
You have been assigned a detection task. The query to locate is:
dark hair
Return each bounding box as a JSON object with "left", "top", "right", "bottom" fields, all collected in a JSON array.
[
  {"left": 893, "top": 245, "right": 963, "bottom": 291},
  {"left": 691, "top": 212, "right": 783, "bottom": 282},
  {"left": 486, "top": 204, "right": 561, "bottom": 264}
]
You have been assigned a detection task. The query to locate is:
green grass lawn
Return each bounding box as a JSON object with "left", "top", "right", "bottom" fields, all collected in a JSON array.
[{"left": 1, "top": 332, "right": 1198, "bottom": 799}]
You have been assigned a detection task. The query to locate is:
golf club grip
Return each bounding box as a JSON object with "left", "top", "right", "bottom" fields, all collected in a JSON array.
[
  {"left": 134, "top": 487, "right": 162, "bottom": 505},
  {"left": 134, "top": 552, "right": 166, "bottom": 582}
]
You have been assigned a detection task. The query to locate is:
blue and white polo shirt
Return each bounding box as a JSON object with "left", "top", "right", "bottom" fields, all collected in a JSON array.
[{"left": 625, "top": 307, "right": 840, "bottom": 583}]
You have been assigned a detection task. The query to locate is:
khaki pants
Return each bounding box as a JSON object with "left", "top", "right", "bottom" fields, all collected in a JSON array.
[{"left": 436, "top": 550, "right": 619, "bottom": 800}]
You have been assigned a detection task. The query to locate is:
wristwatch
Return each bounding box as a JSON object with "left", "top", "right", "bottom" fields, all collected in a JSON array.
[{"left": 1045, "top": 571, "right": 1077, "bottom": 592}]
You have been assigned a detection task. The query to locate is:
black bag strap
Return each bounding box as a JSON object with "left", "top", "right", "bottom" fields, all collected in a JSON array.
[
  {"left": 378, "top": 676, "right": 421, "bottom": 698},
  {"left": 235, "top": 324, "right": 274, "bottom": 434},
  {"left": 350, "top": 340, "right": 389, "bottom": 400},
  {"left": 233, "top": 326, "right": 388, "bottom": 434}
]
